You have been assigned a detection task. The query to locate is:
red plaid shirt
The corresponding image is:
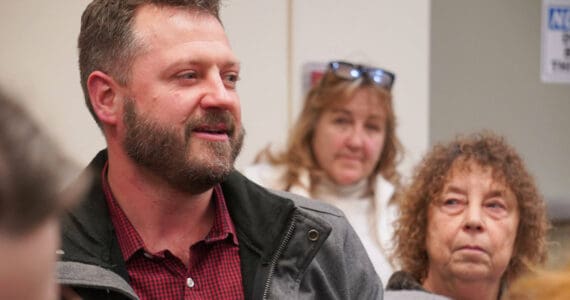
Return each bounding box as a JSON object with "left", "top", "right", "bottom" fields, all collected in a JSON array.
[{"left": 102, "top": 163, "right": 244, "bottom": 300}]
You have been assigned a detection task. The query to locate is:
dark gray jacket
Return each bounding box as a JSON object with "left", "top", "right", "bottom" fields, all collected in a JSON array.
[{"left": 57, "top": 150, "right": 382, "bottom": 299}]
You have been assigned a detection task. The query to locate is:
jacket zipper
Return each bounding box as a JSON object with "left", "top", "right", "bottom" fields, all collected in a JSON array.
[{"left": 262, "top": 212, "right": 298, "bottom": 300}]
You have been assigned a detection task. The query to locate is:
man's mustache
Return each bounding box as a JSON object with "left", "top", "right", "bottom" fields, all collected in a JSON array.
[{"left": 184, "top": 110, "right": 237, "bottom": 138}]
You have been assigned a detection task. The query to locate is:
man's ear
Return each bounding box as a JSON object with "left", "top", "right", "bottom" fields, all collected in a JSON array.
[{"left": 87, "top": 71, "right": 123, "bottom": 125}]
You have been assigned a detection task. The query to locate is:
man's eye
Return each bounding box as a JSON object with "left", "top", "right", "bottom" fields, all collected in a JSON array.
[
  {"left": 178, "top": 72, "right": 198, "bottom": 80},
  {"left": 223, "top": 73, "right": 240, "bottom": 87},
  {"left": 225, "top": 73, "right": 239, "bottom": 82}
]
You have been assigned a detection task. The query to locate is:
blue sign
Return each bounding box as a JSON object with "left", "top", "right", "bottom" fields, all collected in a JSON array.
[{"left": 548, "top": 7, "right": 570, "bottom": 31}]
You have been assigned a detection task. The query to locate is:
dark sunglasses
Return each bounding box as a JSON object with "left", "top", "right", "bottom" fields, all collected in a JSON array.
[{"left": 328, "top": 61, "right": 395, "bottom": 91}]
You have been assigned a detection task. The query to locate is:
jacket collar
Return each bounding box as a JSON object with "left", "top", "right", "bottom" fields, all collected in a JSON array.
[
  {"left": 221, "top": 170, "right": 296, "bottom": 260},
  {"left": 60, "top": 150, "right": 129, "bottom": 280}
]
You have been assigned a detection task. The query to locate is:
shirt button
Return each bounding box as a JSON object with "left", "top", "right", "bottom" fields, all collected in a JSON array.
[
  {"left": 143, "top": 252, "right": 153, "bottom": 259},
  {"left": 186, "top": 277, "right": 195, "bottom": 288}
]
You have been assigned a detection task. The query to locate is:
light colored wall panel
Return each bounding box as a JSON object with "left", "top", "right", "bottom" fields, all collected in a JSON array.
[
  {"left": 0, "top": 0, "right": 102, "bottom": 172},
  {"left": 222, "top": 1, "right": 289, "bottom": 168}
]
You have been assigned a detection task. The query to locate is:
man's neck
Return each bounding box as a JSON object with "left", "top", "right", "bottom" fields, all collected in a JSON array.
[
  {"left": 422, "top": 270, "right": 500, "bottom": 300},
  {"left": 106, "top": 149, "right": 215, "bottom": 263}
]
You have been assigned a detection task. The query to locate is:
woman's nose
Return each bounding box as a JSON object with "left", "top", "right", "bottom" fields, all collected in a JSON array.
[
  {"left": 345, "top": 127, "right": 365, "bottom": 148},
  {"left": 463, "top": 204, "right": 484, "bottom": 232}
]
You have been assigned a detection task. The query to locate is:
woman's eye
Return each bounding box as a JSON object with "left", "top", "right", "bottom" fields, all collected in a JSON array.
[
  {"left": 443, "top": 198, "right": 460, "bottom": 206},
  {"left": 333, "top": 117, "right": 351, "bottom": 125},
  {"left": 484, "top": 200, "right": 509, "bottom": 217},
  {"left": 366, "top": 123, "right": 382, "bottom": 132},
  {"left": 440, "top": 198, "right": 464, "bottom": 213},
  {"left": 486, "top": 201, "right": 506, "bottom": 210}
]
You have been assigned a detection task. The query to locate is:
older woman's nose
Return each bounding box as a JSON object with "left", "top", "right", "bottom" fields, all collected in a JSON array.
[{"left": 463, "top": 205, "right": 484, "bottom": 232}]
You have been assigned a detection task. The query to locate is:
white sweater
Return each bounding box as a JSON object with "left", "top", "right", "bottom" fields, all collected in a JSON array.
[{"left": 243, "top": 163, "right": 398, "bottom": 286}]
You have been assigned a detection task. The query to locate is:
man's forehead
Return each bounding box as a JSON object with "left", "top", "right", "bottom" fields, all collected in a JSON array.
[
  {"left": 130, "top": 4, "right": 236, "bottom": 62},
  {"left": 132, "top": 4, "right": 226, "bottom": 41}
]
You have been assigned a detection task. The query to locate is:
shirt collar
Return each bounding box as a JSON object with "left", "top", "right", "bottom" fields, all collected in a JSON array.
[{"left": 101, "top": 161, "right": 239, "bottom": 262}]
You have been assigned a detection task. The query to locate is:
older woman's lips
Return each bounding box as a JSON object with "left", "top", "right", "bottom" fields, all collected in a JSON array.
[{"left": 458, "top": 245, "right": 486, "bottom": 253}]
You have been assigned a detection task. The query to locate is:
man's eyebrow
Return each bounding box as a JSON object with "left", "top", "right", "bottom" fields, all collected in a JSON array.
[
  {"left": 222, "top": 61, "right": 240, "bottom": 69},
  {"left": 161, "top": 59, "right": 240, "bottom": 76}
]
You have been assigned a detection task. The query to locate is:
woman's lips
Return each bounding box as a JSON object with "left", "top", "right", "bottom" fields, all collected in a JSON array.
[{"left": 458, "top": 245, "right": 486, "bottom": 253}]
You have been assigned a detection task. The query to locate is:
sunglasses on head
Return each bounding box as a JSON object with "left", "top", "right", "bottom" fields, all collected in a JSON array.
[{"left": 328, "top": 61, "right": 395, "bottom": 91}]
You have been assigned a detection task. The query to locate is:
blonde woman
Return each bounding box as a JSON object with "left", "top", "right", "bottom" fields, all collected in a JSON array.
[{"left": 244, "top": 60, "right": 402, "bottom": 284}]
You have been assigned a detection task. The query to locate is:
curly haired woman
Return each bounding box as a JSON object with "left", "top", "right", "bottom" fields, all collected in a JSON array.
[{"left": 387, "top": 131, "right": 549, "bottom": 300}]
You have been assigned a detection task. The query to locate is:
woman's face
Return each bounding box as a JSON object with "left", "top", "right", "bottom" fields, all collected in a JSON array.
[
  {"left": 311, "top": 88, "right": 386, "bottom": 185},
  {"left": 424, "top": 163, "right": 520, "bottom": 287}
]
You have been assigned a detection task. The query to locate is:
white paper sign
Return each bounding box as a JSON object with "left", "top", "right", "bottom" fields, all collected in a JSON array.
[{"left": 541, "top": 0, "right": 570, "bottom": 83}]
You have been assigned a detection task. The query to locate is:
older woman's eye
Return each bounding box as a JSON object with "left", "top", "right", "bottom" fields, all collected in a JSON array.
[
  {"left": 485, "top": 201, "right": 507, "bottom": 212},
  {"left": 443, "top": 198, "right": 460, "bottom": 206},
  {"left": 440, "top": 198, "right": 464, "bottom": 214},
  {"left": 487, "top": 202, "right": 504, "bottom": 208}
]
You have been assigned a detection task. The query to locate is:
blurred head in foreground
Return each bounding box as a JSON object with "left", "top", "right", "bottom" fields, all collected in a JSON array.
[{"left": 0, "top": 88, "right": 80, "bottom": 300}]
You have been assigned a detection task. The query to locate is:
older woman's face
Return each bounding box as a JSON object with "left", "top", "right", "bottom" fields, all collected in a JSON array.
[
  {"left": 424, "top": 163, "right": 519, "bottom": 285},
  {"left": 311, "top": 88, "right": 386, "bottom": 185}
]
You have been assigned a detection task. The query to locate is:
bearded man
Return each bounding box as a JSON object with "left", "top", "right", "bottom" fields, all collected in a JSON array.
[{"left": 57, "top": 1, "right": 382, "bottom": 299}]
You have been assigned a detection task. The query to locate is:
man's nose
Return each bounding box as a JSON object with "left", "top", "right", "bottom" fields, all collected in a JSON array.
[{"left": 199, "top": 73, "right": 236, "bottom": 110}]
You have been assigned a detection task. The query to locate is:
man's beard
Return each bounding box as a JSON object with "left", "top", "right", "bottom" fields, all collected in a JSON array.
[{"left": 122, "top": 99, "right": 244, "bottom": 194}]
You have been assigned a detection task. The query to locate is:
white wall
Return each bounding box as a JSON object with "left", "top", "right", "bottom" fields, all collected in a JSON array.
[
  {"left": 221, "top": 1, "right": 290, "bottom": 168},
  {"left": 0, "top": 0, "right": 102, "bottom": 172},
  {"left": 0, "top": 1, "right": 429, "bottom": 181}
]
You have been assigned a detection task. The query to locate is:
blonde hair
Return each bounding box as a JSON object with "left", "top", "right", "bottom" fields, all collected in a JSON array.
[{"left": 259, "top": 71, "right": 402, "bottom": 195}]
